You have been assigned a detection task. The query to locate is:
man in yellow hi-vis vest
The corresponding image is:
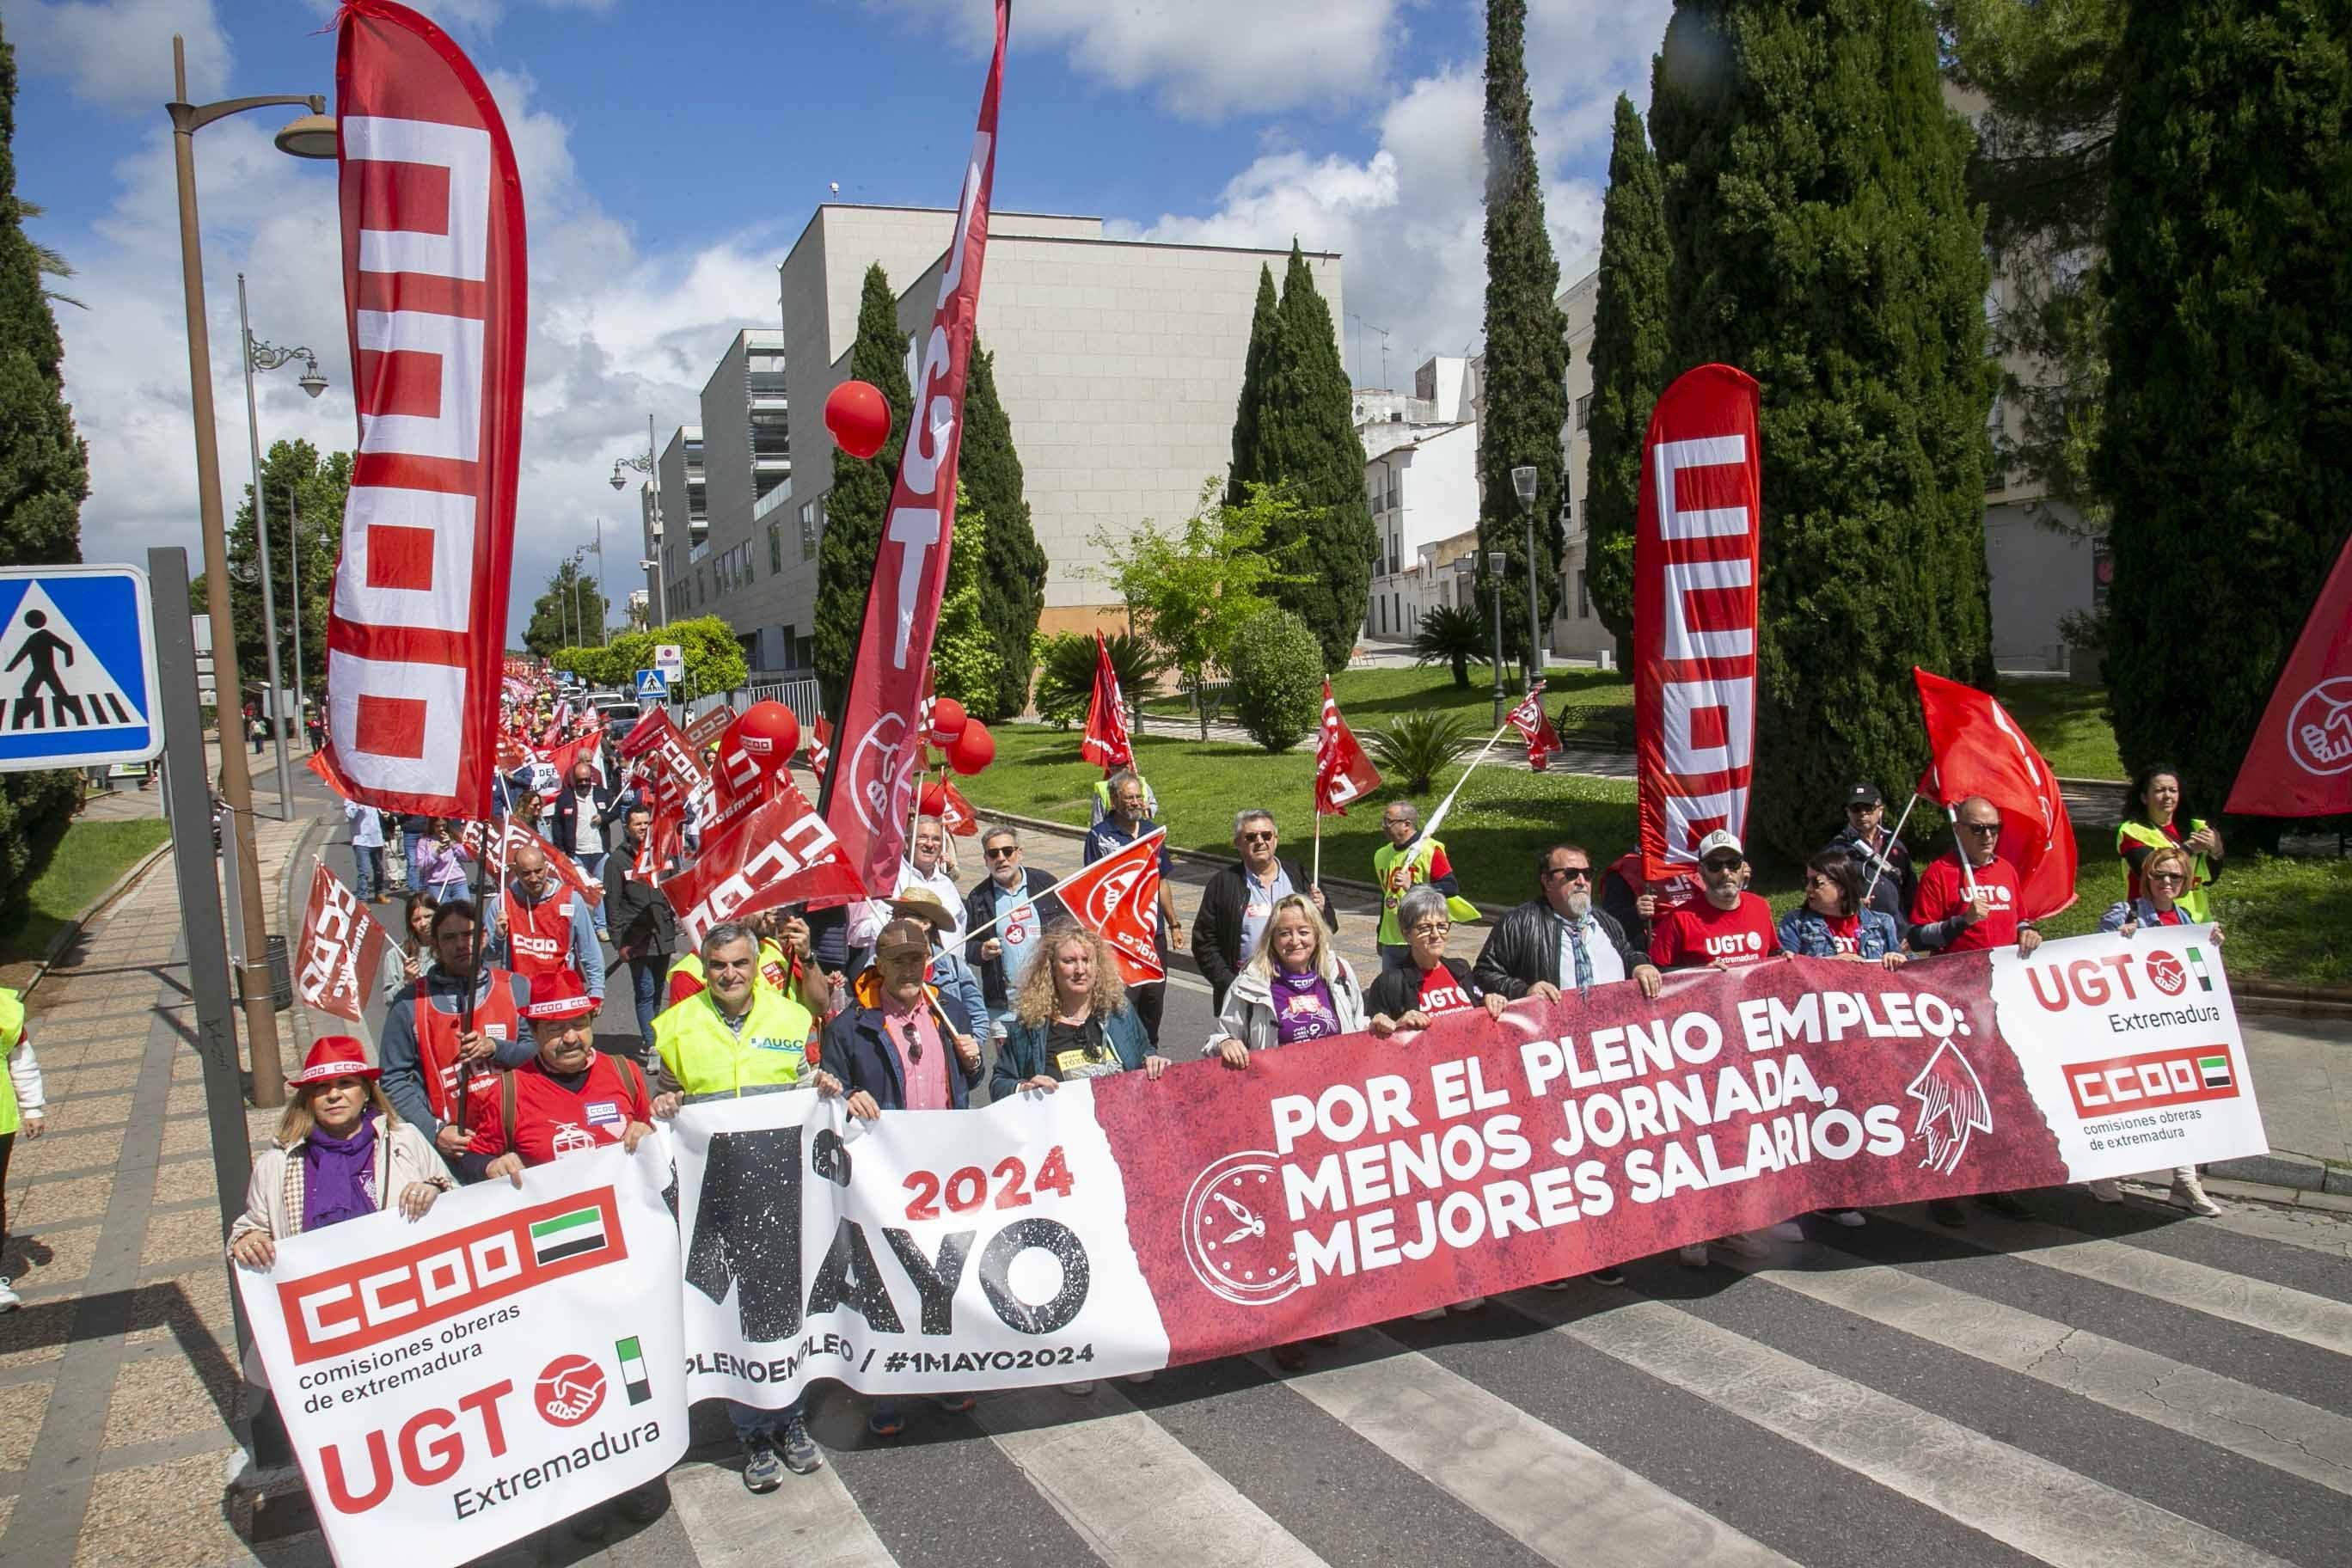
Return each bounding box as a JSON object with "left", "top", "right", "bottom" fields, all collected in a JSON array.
[
  {"left": 1, "top": 986, "right": 50, "bottom": 1312},
  {"left": 1372, "top": 800, "right": 1479, "bottom": 972}
]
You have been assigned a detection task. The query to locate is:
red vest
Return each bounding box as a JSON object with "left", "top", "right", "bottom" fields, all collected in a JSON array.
[
  {"left": 410, "top": 969, "right": 523, "bottom": 1123},
  {"left": 502, "top": 886, "right": 578, "bottom": 985}
]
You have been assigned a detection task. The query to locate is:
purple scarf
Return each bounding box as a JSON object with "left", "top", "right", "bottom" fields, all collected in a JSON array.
[{"left": 302, "top": 1110, "right": 381, "bottom": 1233}]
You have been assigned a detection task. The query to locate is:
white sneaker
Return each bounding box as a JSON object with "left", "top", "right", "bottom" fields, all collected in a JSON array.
[
  {"left": 1716, "top": 1232, "right": 1770, "bottom": 1259},
  {"left": 2170, "top": 1173, "right": 2222, "bottom": 1217},
  {"left": 1063, "top": 1381, "right": 1095, "bottom": 1396},
  {"left": 0, "top": 1277, "right": 19, "bottom": 1311},
  {"left": 1678, "top": 1243, "right": 1709, "bottom": 1268},
  {"left": 2086, "top": 1179, "right": 2123, "bottom": 1204}
]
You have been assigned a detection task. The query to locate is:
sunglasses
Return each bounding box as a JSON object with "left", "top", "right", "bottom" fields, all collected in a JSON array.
[
  {"left": 1239, "top": 830, "right": 1276, "bottom": 843},
  {"left": 1960, "top": 822, "right": 2002, "bottom": 836},
  {"left": 1701, "top": 857, "right": 1743, "bottom": 872},
  {"left": 984, "top": 845, "right": 1020, "bottom": 859},
  {"left": 897, "top": 1019, "right": 924, "bottom": 1064},
  {"left": 2147, "top": 871, "right": 2188, "bottom": 885},
  {"left": 1542, "top": 865, "right": 1591, "bottom": 882}
]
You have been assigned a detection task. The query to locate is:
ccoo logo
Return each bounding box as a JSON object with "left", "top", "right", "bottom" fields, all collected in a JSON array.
[{"left": 2144, "top": 951, "right": 2188, "bottom": 996}]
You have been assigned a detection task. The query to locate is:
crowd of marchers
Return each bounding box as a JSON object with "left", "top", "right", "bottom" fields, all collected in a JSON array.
[{"left": 212, "top": 728, "right": 2229, "bottom": 1536}]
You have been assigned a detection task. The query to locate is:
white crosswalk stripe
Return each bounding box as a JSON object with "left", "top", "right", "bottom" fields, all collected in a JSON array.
[
  {"left": 651, "top": 1203, "right": 2352, "bottom": 1568},
  {"left": 1718, "top": 1244, "right": 2352, "bottom": 1494},
  {"left": 1505, "top": 1289, "right": 2300, "bottom": 1568}
]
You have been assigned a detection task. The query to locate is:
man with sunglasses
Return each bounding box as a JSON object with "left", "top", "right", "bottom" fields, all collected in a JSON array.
[
  {"left": 1473, "top": 843, "right": 1662, "bottom": 1004},
  {"left": 964, "top": 826, "right": 1065, "bottom": 1039},
  {"left": 1908, "top": 796, "right": 2043, "bottom": 959},
  {"left": 1650, "top": 830, "right": 1781, "bottom": 970},
  {"left": 1826, "top": 781, "right": 1915, "bottom": 924},
  {"left": 1191, "top": 809, "right": 1336, "bottom": 1013}
]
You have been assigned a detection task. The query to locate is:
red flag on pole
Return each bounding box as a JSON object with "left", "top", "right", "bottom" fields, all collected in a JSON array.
[
  {"left": 823, "top": 0, "right": 1009, "bottom": 893},
  {"left": 1051, "top": 830, "right": 1167, "bottom": 985},
  {"left": 294, "top": 863, "right": 389, "bottom": 1024},
  {"left": 1634, "top": 364, "right": 1762, "bottom": 879},
  {"left": 1081, "top": 629, "right": 1134, "bottom": 772},
  {"left": 2226, "top": 531, "right": 2352, "bottom": 817},
  {"left": 660, "top": 778, "right": 867, "bottom": 945},
  {"left": 1314, "top": 677, "right": 1381, "bottom": 814},
  {"left": 314, "top": 2, "right": 526, "bottom": 820},
  {"left": 1914, "top": 667, "right": 2078, "bottom": 919},
  {"left": 1506, "top": 682, "right": 1563, "bottom": 771},
  {"left": 804, "top": 714, "right": 834, "bottom": 784}
]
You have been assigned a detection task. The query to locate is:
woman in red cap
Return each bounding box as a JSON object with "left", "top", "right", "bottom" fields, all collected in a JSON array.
[
  {"left": 226, "top": 1038, "right": 454, "bottom": 1486},
  {"left": 461, "top": 969, "right": 656, "bottom": 1185}
]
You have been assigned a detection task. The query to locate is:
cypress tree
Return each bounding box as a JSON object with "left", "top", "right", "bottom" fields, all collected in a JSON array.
[
  {"left": 0, "top": 22, "right": 90, "bottom": 918},
  {"left": 1651, "top": 0, "right": 1996, "bottom": 861},
  {"left": 2096, "top": 0, "right": 2352, "bottom": 818},
  {"left": 813, "top": 264, "right": 914, "bottom": 707},
  {"left": 1477, "top": 0, "right": 1571, "bottom": 676},
  {"left": 1583, "top": 94, "right": 1669, "bottom": 661},
  {"left": 1226, "top": 262, "right": 1282, "bottom": 505},
  {"left": 959, "top": 339, "right": 1045, "bottom": 720},
  {"left": 1257, "top": 243, "right": 1375, "bottom": 671}
]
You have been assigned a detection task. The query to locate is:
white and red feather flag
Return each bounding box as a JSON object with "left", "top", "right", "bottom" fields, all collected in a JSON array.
[
  {"left": 1081, "top": 628, "right": 1134, "bottom": 773},
  {"left": 314, "top": 1, "right": 525, "bottom": 820},
  {"left": 824, "top": 0, "right": 1009, "bottom": 892},
  {"left": 1314, "top": 678, "right": 1380, "bottom": 814},
  {"left": 1052, "top": 830, "right": 1167, "bottom": 986},
  {"left": 1506, "top": 682, "right": 1563, "bottom": 772}
]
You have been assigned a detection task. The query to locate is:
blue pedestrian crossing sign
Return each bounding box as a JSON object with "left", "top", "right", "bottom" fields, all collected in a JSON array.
[
  {"left": 634, "top": 668, "right": 669, "bottom": 703},
  {"left": 0, "top": 567, "right": 162, "bottom": 772}
]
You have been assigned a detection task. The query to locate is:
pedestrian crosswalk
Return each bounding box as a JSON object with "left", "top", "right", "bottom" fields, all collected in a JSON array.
[{"left": 611, "top": 1190, "right": 2349, "bottom": 1568}]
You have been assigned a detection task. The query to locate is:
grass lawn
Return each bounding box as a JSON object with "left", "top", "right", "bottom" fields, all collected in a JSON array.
[
  {"left": 963, "top": 720, "right": 2349, "bottom": 985},
  {"left": 1991, "top": 678, "right": 2125, "bottom": 781},
  {"left": 0, "top": 818, "right": 172, "bottom": 970}
]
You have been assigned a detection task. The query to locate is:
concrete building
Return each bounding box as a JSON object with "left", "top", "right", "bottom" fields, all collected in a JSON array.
[
  {"left": 646, "top": 204, "right": 1340, "bottom": 677},
  {"left": 1550, "top": 269, "right": 1609, "bottom": 662},
  {"left": 1361, "top": 414, "right": 1481, "bottom": 643}
]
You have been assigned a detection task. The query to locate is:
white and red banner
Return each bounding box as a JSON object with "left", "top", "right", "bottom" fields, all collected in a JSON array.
[
  {"left": 295, "top": 862, "right": 389, "bottom": 1024},
  {"left": 658, "top": 777, "right": 867, "bottom": 943},
  {"left": 1314, "top": 677, "right": 1381, "bottom": 813},
  {"left": 824, "top": 0, "right": 1009, "bottom": 894},
  {"left": 1507, "top": 681, "right": 1563, "bottom": 772},
  {"left": 1081, "top": 629, "right": 1134, "bottom": 773},
  {"left": 680, "top": 925, "right": 2264, "bottom": 1406},
  {"left": 236, "top": 1145, "right": 687, "bottom": 1568},
  {"left": 2228, "top": 530, "right": 2352, "bottom": 816},
  {"left": 1050, "top": 829, "right": 1165, "bottom": 984},
  {"left": 803, "top": 714, "right": 834, "bottom": 785},
  {"left": 1914, "top": 667, "right": 2078, "bottom": 918},
  {"left": 1634, "top": 364, "right": 1761, "bottom": 879},
  {"left": 315, "top": 1, "right": 526, "bottom": 820}
]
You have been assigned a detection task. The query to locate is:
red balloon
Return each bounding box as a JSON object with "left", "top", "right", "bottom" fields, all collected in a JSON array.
[
  {"left": 824, "top": 380, "right": 890, "bottom": 461},
  {"left": 733, "top": 701, "right": 800, "bottom": 775},
  {"left": 945, "top": 717, "right": 994, "bottom": 775},
  {"left": 928, "top": 696, "right": 967, "bottom": 746},
  {"left": 917, "top": 780, "right": 949, "bottom": 816}
]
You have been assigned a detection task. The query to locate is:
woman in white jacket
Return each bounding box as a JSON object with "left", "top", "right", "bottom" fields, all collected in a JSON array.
[{"left": 1208, "top": 894, "right": 1369, "bottom": 1064}]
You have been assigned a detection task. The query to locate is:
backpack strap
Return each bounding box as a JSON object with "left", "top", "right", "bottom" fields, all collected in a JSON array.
[{"left": 619, "top": 1055, "right": 650, "bottom": 1116}]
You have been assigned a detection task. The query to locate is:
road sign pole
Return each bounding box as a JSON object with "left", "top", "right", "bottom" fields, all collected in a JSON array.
[{"left": 147, "top": 547, "right": 256, "bottom": 1358}]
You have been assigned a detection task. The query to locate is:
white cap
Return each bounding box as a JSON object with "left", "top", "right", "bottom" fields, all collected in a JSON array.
[{"left": 1695, "top": 829, "right": 1743, "bottom": 861}]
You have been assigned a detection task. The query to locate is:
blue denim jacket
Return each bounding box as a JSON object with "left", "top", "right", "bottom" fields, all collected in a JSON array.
[{"left": 1776, "top": 905, "right": 1902, "bottom": 960}]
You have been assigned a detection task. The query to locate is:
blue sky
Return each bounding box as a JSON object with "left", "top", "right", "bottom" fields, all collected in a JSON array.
[{"left": 10, "top": 0, "right": 1670, "bottom": 638}]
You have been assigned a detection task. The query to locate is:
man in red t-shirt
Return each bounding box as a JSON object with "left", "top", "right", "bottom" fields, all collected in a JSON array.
[
  {"left": 463, "top": 970, "right": 655, "bottom": 1184},
  {"left": 1908, "top": 796, "right": 2044, "bottom": 959},
  {"left": 1650, "top": 831, "right": 1780, "bottom": 970}
]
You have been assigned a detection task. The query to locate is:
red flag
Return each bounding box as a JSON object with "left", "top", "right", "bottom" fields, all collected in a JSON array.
[
  {"left": 1506, "top": 681, "right": 1562, "bottom": 772},
  {"left": 495, "top": 817, "right": 603, "bottom": 910},
  {"left": 1914, "top": 668, "right": 2078, "bottom": 919},
  {"left": 660, "top": 778, "right": 867, "bottom": 944},
  {"left": 542, "top": 731, "right": 603, "bottom": 788},
  {"left": 294, "top": 863, "right": 389, "bottom": 1024},
  {"left": 804, "top": 714, "right": 834, "bottom": 782},
  {"left": 1081, "top": 628, "right": 1134, "bottom": 772},
  {"left": 1053, "top": 830, "right": 1167, "bottom": 985},
  {"left": 919, "top": 777, "right": 981, "bottom": 836},
  {"left": 1634, "top": 364, "right": 1761, "bottom": 879},
  {"left": 314, "top": 2, "right": 525, "bottom": 820},
  {"left": 1314, "top": 678, "right": 1381, "bottom": 814},
  {"left": 824, "top": 0, "right": 1008, "bottom": 892},
  {"left": 2226, "top": 532, "right": 2352, "bottom": 816},
  {"left": 686, "top": 704, "right": 738, "bottom": 750}
]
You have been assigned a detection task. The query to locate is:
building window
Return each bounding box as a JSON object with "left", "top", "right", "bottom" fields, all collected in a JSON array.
[
  {"left": 1575, "top": 393, "right": 1592, "bottom": 431},
  {"left": 1576, "top": 570, "right": 1590, "bottom": 620},
  {"left": 799, "top": 502, "right": 817, "bottom": 559},
  {"left": 769, "top": 522, "right": 783, "bottom": 574}
]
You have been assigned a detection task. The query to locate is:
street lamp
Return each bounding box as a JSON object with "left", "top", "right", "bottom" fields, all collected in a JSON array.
[
  {"left": 237, "top": 271, "right": 327, "bottom": 820},
  {"left": 1485, "top": 548, "right": 1508, "bottom": 726},
  {"left": 609, "top": 413, "right": 667, "bottom": 627},
  {"left": 166, "top": 32, "right": 333, "bottom": 1106},
  {"left": 1511, "top": 464, "right": 1542, "bottom": 686}
]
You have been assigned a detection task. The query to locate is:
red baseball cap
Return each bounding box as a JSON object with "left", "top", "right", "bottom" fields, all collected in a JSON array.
[
  {"left": 524, "top": 968, "right": 597, "bottom": 1022},
  {"left": 289, "top": 1036, "right": 378, "bottom": 1087}
]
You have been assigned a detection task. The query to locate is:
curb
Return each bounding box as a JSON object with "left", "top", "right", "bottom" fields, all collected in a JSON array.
[
  {"left": 970, "top": 806, "right": 1395, "bottom": 905},
  {"left": 21, "top": 838, "right": 175, "bottom": 1001},
  {"left": 2199, "top": 1173, "right": 2352, "bottom": 1214},
  {"left": 2206, "top": 1148, "right": 2352, "bottom": 1200},
  {"left": 2233, "top": 979, "right": 2352, "bottom": 1021}
]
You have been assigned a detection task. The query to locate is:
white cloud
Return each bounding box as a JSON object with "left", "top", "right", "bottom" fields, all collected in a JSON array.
[
  {"left": 9, "top": 0, "right": 232, "bottom": 113},
  {"left": 48, "top": 41, "right": 781, "bottom": 646},
  {"left": 870, "top": 0, "right": 1408, "bottom": 120}
]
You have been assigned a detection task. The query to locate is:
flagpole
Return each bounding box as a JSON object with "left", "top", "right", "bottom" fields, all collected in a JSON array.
[
  {"left": 1420, "top": 718, "right": 1517, "bottom": 846},
  {"left": 1947, "top": 805, "right": 1980, "bottom": 897},
  {"left": 1312, "top": 800, "right": 1323, "bottom": 888},
  {"left": 1860, "top": 792, "right": 1922, "bottom": 910}
]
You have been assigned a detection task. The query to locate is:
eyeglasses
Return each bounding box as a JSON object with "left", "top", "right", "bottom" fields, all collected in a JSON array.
[
  {"left": 1541, "top": 865, "right": 1591, "bottom": 882},
  {"left": 984, "top": 845, "right": 1020, "bottom": 859},
  {"left": 2147, "top": 872, "right": 2188, "bottom": 885},
  {"left": 1960, "top": 822, "right": 2002, "bottom": 836},
  {"left": 1239, "top": 830, "right": 1276, "bottom": 843},
  {"left": 1409, "top": 919, "right": 1450, "bottom": 935}
]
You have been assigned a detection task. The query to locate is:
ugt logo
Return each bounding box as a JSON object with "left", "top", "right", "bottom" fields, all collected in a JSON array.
[
  {"left": 846, "top": 713, "right": 912, "bottom": 834},
  {"left": 2286, "top": 677, "right": 2352, "bottom": 776}
]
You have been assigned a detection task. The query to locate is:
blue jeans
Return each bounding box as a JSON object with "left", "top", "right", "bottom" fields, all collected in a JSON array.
[
  {"left": 352, "top": 846, "right": 384, "bottom": 902},
  {"left": 401, "top": 833, "right": 426, "bottom": 891},
  {"left": 627, "top": 956, "right": 666, "bottom": 1059},
  {"left": 729, "top": 1397, "right": 802, "bottom": 1444}
]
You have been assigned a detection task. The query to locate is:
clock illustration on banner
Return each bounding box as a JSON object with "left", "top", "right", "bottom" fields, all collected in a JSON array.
[{"left": 1181, "top": 1151, "right": 1301, "bottom": 1307}]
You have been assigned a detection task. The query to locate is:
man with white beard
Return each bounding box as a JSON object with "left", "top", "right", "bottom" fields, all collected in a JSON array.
[{"left": 1471, "top": 842, "right": 1662, "bottom": 1289}]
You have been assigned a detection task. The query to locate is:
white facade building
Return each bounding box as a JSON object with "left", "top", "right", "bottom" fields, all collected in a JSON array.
[{"left": 1361, "top": 415, "right": 1481, "bottom": 644}]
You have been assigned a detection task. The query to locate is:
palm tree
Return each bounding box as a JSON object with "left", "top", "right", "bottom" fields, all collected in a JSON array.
[
  {"left": 1412, "top": 603, "right": 1486, "bottom": 689},
  {"left": 1367, "top": 711, "right": 1477, "bottom": 794}
]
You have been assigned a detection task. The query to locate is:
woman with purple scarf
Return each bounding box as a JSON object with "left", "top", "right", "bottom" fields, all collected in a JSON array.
[{"left": 226, "top": 1038, "right": 454, "bottom": 1485}]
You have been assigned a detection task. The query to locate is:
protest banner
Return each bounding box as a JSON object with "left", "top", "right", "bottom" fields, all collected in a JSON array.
[
  {"left": 236, "top": 1145, "right": 687, "bottom": 1566},
  {"left": 677, "top": 925, "right": 2264, "bottom": 1406},
  {"left": 295, "top": 862, "right": 389, "bottom": 1025}
]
